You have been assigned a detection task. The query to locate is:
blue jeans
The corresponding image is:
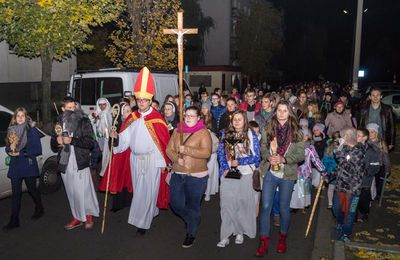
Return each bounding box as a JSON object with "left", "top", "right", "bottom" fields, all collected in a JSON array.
[
  {"left": 259, "top": 172, "right": 295, "bottom": 236},
  {"left": 169, "top": 174, "right": 208, "bottom": 237},
  {"left": 333, "top": 192, "right": 359, "bottom": 239},
  {"left": 272, "top": 190, "right": 280, "bottom": 216}
]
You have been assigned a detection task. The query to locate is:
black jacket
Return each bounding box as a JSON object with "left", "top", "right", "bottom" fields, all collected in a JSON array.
[
  {"left": 361, "top": 141, "right": 382, "bottom": 188},
  {"left": 51, "top": 116, "right": 94, "bottom": 171},
  {"left": 358, "top": 102, "right": 396, "bottom": 148}
]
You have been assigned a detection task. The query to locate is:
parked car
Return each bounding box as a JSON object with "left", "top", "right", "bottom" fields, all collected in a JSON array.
[
  {"left": 0, "top": 105, "right": 60, "bottom": 198},
  {"left": 382, "top": 94, "right": 400, "bottom": 120}
]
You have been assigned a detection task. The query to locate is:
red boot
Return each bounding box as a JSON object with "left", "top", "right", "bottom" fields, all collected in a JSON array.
[
  {"left": 277, "top": 232, "right": 287, "bottom": 253},
  {"left": 64, "top": 218, "right": 82, "bottom": 230},
  {"left": 255, "top": 236, "right": 269, "bottom": 257},
  {"left": 85, "top": 215, "right": 93, "bottom": 230}
]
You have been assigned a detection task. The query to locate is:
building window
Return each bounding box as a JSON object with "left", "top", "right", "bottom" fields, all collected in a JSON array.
[{"left": 190, "top": 75, "right": 212, "bottom": 87}]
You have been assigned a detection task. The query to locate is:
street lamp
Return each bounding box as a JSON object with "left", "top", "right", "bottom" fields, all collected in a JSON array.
[{"left": 352, "top": 0, "right": 364, "bottom": 92}]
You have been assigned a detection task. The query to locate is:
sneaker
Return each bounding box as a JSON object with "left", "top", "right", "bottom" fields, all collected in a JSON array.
[
  {"left": 273, "top": 215, "right": 280, "bottom": 227},
  {"left": 235, "top": 234, "right": 244, "bottom": 244},
  {"left": 64, "top": 218, "right": 82, "bottom": 230},
  {"left": 182, "top": 234, "right": 195, "bottom": 248},
  {"left": 204, "top": 195, "right": 211, "bottom": 202},
  {"left": 327, "top": 204, "right": 332, "bottom": 209},
  {"left": 217, "top": 238, "right": 230, "bottom": 248},
  {"left": 85, "top": 215, "right": 93, "bottom": 230}
]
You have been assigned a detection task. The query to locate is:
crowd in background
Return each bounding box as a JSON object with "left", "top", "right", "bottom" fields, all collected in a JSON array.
[{"left": 4, "top": 77, "right": 396, "bottom": 254}]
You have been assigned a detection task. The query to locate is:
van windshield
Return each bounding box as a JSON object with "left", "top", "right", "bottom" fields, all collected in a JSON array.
[{"left": 73, "top": 77, "right": 123, "bottom": 106}]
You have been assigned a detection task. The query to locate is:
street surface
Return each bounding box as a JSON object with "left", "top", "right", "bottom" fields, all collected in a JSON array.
[{"left": 0, "top": 185, "right": 316, "bottom": 260}]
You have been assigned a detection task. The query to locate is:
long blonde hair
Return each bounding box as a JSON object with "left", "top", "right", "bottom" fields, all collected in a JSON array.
[{"left": 9, "top": 107, "right": 31, "bottom": 126}]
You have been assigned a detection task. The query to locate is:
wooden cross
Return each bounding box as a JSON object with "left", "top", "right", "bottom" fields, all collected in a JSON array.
[{"left": 163, "top": 11, "right": 198, "bottom": 144}]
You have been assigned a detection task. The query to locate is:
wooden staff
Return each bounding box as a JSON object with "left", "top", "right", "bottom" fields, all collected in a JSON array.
[
  {"left": 101, "top": 104, "right": 120, "bottom": 234},
  {"left": 53, "top": 102, "right": 59, "bottom": 116},
  {"left": 305, "top": 178, "right": 324, "bottom": 238}
]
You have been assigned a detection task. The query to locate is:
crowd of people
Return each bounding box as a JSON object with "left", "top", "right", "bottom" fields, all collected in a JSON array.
[{"left": 3, "top": 67, "right": 396, "bottom": 255}]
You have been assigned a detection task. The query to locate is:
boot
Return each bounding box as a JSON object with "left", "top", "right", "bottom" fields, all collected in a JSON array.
[
  {"left": 3, "top": 217, "right": 19, "bottom": 232},
  {"left": 255, "top": 236, "right": 269, "bottom": 257},
  {"left": 32, "top": 207, "right": 44, "bottom": 220},
  {"left": 277, "top": 232, "right": 287, "bottom": 253},
  {"left": 85, "top": 215, "right": 93, "bottom": 230}
]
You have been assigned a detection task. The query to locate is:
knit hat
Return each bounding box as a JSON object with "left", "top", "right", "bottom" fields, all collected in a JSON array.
[
  {"left": 313, "top": 123, "right": 326, "bottom": 138},
  {"left": 334, "top": 100, "right": 344, "bottom": 108},
  {"left": 201, "top": 102, "right": 211, "bottom": 110},
  {"left": 299, "top": 118, "right": 309, "bottom": 127},
  {"left": 302, "top": 128, "right": 311, "bottom": 137},
  {"left": 366, "top": 123, "right": 380, "bottom": 133}
]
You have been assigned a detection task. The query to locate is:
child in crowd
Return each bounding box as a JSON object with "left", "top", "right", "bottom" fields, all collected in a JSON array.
[
  {"left": 290, "top": 128, "right": 325, "bottom": 210},
  {"left": 322, "top": 132, "right": 339, "bottom": 209},
  {"left": 356, "top": 128, "right": 382, "bottom": 222}
]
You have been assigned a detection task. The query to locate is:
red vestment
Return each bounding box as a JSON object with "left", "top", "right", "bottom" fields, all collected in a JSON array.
[
  {"left": 99, "top": 117, "right": 133, "bottom": 193},
  {"left": 119, "top": 109, "right": 171, "bottom": 209}
]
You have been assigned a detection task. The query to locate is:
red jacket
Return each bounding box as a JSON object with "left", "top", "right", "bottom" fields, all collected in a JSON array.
[{"left": 239, "top": 102, "right": 262, "bottom": 113}]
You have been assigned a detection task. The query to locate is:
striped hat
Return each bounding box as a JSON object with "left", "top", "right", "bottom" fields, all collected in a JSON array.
[{"left": 134, "top": 67, "right": 155, "bottom": 100}]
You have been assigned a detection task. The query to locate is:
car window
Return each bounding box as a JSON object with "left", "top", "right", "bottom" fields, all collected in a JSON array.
[
  {"left": 97, "top": 78, "right": 123, "bottom": 105},
  {"left": 74, "top": 78, "right": 96, "bottom": 105},
  {"left": 393, "top": 95, "right": 400, "bottom": 105},
  {"left": 0, "top": 111, "right": 12, "bottom": 147}
]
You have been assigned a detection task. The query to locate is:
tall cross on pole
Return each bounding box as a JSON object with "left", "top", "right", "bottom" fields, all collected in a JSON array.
[{"left": 163, "top": 11, "right": 198, "bottom": 144}]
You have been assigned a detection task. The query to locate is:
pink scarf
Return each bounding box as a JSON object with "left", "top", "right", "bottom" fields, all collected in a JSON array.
[{"left": 177, "top": 120, "right": 205, "bottom": 133}]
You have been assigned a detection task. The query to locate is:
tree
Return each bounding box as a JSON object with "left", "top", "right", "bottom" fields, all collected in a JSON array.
[
  {"left": 0, "top": 0, "right": 122, "bottom": 124},
  {"left": 237, "top": 0, "right": 283, "bottom": 82},
  {"left": 105, "top": 0, "right": 181, "bottom": 69}
]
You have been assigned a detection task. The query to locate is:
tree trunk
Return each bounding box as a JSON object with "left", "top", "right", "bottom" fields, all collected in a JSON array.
[{"left": 40, "top": 53, "right": 52, "bottom": 126}]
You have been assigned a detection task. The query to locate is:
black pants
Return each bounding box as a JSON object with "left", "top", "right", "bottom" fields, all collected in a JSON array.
[
  {"left": 10, "top": 177, "right": 43, "bottom": 222},
  {"left": 358, "top": 188, "right": 371, "bottom": 215}
]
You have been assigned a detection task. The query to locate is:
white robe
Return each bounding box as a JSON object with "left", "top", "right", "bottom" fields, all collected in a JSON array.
[
  {"left": 62, "top": 146, "right": 99, "bottom": 222},
  {"left": 114, "top": 108, "right": 166, "bottom": 229},
  {"left": 205, "top": 130, "right": 219, "bottom": 197}
]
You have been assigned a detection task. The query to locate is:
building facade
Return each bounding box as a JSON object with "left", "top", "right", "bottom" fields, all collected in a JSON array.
[{"left": 0, "top": 41, "right": 76, "bottom": 115}]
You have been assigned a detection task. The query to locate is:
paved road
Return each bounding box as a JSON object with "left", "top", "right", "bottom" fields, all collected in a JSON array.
[{"left": 0, "top": 186, "right": 316, "bottom": 260}]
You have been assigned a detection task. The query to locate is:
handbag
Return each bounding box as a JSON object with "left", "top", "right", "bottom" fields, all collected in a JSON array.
[{"left": 252, "top": 169, "right": 261, "bottom": 191}]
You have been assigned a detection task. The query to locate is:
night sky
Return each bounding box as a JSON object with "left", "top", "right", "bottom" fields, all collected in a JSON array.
[{"left": 270, "top": 0, "right": 400, "bottom": 83}]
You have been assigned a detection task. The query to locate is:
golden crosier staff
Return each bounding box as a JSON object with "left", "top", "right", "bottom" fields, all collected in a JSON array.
[
  {"left": 101, "top": 104, "right": 120, "bottom": 234},
  {"left": 8, "top": 131, "right": 19, "bottom": 156},
  {"left": 54, "top": 123, "right": 63, "bottom": 147},
  {"left": 270, "top": 137, "right": 280, "bottom": 171},
  {"left": 305, "top": 178, "right": 324, "bottom": 238}
]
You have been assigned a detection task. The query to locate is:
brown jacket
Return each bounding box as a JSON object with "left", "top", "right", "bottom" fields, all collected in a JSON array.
[{"left": 166, "top": 128, "right": 212, "bottom": 174}]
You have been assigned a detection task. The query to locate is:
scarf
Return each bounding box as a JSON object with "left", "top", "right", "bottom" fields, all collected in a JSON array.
[
  {"left": 177, "top": 120, "right": 205, "bottom": 133},
  {"left": 261, "top": 110, "right": 272, "bottom": 120},
  {"left": 276, "top": 121, "right": 291, "bottom": 156},
  {"left": 8, "top": 122, "right": 29, "bottom": 152}
]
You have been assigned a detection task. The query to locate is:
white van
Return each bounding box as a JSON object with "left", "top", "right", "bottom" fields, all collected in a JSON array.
[{"left": 68, "top": 69, "right": 190, "bottom": 114}]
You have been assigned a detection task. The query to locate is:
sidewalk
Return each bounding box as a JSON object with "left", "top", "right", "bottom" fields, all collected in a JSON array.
[{"left": 311, "top": 156, "right": 400, "bottom": 259}]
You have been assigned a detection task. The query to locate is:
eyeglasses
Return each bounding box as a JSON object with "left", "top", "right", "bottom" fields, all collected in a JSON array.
[{"left": 137, "top": 99, "right": 150, "bottom": 103}]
